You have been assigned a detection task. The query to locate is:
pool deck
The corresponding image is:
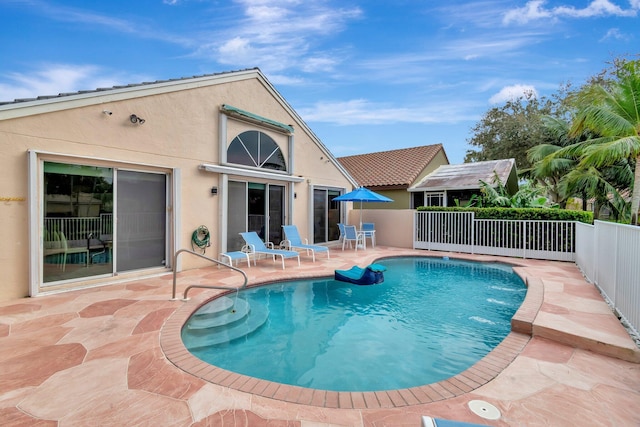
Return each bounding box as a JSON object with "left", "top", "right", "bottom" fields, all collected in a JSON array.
[{"left": 1, "top": 246, "right": 639, "bottom": 426}]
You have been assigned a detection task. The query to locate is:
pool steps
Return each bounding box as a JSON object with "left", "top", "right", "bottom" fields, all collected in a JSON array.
[{"left": 181, "top": 296, "right": 269, "bottom": 348}]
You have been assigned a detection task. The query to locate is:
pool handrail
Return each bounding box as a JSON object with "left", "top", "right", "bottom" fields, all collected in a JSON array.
[{"left": 172, "top": 248, "right": 248, "bottom": 300}]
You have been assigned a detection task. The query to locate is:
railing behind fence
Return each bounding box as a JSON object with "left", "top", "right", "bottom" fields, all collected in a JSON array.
[
  {"left": 44, "top": 214, "right": 113, "bottom": 242},
  {"left": 414, "top": 211, "right": 575, "bottom": 261}
]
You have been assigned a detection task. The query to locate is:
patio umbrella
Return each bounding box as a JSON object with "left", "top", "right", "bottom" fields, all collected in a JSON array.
[{"left": 333, "top": 187, "right": 393, "bottom": 229}]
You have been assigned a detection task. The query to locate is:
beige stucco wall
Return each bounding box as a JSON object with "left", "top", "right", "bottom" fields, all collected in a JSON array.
[
  {"left": 347, "top": 209, "right": 414, "bottom": 249},
  {"left": 0, "top": 71, "right": 354, "bottom": 300}
]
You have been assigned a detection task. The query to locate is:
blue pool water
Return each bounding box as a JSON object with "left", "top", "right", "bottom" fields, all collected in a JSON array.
[{"left": 182, "top": 257, "right": 526, "bottom": 392}]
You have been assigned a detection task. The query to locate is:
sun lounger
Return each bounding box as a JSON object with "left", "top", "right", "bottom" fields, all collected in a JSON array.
[
  {"left": 282, "top": 225, "right": 329, "bottom": 262},
  {"left": 239, "top": 232, "right": 300, "bottom": 269}
]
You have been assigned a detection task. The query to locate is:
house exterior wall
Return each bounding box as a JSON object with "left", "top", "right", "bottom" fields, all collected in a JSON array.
[
  {"left": 347, "top": 209, "right": 414, "bottom": 248},
  {"left": 360, "top": 149, "right": 449, "bottom": 210},
  {"left": 0, "top": 70, "right": 353, "bottom": 300}
]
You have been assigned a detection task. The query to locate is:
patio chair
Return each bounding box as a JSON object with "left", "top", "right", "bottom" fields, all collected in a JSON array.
[
  {"left": 342, "top": 225, "right": 365, "bottom": 251},
  {"left": 337, "top": 223, "right": 346, "bottom": 242},
  {"left": 239, "top": 232, "right": 300, "bottom": 269},
  {"left": 361, "top": 222, "right": 376, "bottom": 247},
  {"left": 44, "top": 231, "right": 89, "bottom": 271},
  {"left": 422, "top": 416, "right": 489, "bottom": 427},
  {"left": 282, "top": 225, "right": 329, "bottom": 262}
]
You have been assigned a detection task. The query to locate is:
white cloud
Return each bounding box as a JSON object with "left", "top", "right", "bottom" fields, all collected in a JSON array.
[
  {"left": 504, "top": 0, "right": 639, "bottom": 24},
  {"left": 489, "top": 84, "right": 538, "bottom": 104},
  {"left": 600, "top": 27, "right": 628, "bottom": 41},
  {"left": 200, "top": 2, "right": 362, "bottom": 75},
  {"left": 0, "top": 64, "right": 148, "bottom": 103},
  {"left": 503, "top": 0, "right": 552, "bottom": 25},
  {"left": 298, "top": 99, "right": 476, "bottom": 126}
]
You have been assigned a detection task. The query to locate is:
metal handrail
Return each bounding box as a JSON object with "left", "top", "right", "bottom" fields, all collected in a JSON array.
[{"left": 172, "top": 248, "right": 248, "bottom": 300}]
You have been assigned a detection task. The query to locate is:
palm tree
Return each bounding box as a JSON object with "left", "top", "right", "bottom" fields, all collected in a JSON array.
[
  {"left": 570, "top": 60, "right": 640, "bottom": 224},
  {"left": 527, "top": 116, "right": 581, "bottom": 208}
]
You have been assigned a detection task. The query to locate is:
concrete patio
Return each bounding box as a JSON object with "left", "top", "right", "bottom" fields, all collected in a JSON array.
[{"left": 1, "top": 246, "right": 639, "bottom": 426}]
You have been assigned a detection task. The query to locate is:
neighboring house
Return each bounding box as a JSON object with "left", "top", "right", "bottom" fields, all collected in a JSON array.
[
  {"left": 409, "top": 158, "right": 519, "bottom": 207},
  {"left": 0, "top": 68, "right": 357, "bottom": 300},
  {"left": 337, "top": 144, "right": 449, "bottom": 209}
]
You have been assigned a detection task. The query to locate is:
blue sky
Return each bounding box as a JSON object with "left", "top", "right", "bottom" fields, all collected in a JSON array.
[{"left": 1, "top": 1, "right": 638, "bottom": 164}]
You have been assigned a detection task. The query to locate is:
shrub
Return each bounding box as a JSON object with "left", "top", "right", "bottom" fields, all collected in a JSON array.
[{"left": 416, "top": 206, "right": 593, "bottom": 224}]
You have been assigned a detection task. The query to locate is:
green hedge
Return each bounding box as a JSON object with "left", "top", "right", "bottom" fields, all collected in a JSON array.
[{"left": 416, "top": 206, "right": 593, "bottom": 224}]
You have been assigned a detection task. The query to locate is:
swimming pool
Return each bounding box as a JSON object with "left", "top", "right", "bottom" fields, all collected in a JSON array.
[{"left": 182, "top": 256, "right": 526, "bottom": 392}]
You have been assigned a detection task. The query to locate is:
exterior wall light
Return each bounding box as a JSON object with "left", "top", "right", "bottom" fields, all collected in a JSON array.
[{"left": 130, "top": 114, "right": 145, "bottom": 124}]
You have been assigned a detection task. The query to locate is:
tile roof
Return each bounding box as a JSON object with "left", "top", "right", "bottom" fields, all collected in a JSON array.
[
  {"left": 410, "top": 158, "right": 516, "bottom": 191},
  {"left": 337, "top": 144, "right": 446, "bottom": 189}
]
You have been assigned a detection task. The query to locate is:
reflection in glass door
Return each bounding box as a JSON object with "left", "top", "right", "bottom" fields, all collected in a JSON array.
[
  {"left": 116, "top": 171, "right": 167, "bottom": 272},
  {"left": 313, "top": 188, "right": 341, "bottom": 243},
  {"left": 228, "top": 181, "right": 285, "bottom": 250},
  {"left": 43, "top": 162, "right": 113, "bottom": 283}
]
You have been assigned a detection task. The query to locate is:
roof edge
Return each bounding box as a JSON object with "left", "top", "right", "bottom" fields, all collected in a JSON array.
[{"left": 0, "top": 68, "right": 262, "bottom": 120}]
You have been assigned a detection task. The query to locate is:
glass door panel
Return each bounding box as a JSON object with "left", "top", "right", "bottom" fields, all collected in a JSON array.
[
  {"left": 227, "top": 181, "right": 248, "bottom": 251},
  {"left": 313, "top": 189, "right": 327, "bottom": 243},
  {"left": 248, "top": 183, "right": 266, "bottom": 239},
  {"left": 313, "top": 188, "right": 342, "bottom": 243},
  {"left": 268, "top": 185, "right": 284, "bottom": 245},
  {"left": 43, "top": 162, "right": 113, "bottom": 283},
  {"left": 116, "top": 171, "right": 167, "bottom": 271},
  {"left": 328, "top": 190, "right": 341, "bottom": 241}
]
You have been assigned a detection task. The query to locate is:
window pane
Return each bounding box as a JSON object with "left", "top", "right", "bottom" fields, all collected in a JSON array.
[
  {"left": 228, "top": 131, "right": 286, "bottom": 171},
  {"left": 116, "top": 171, "right": 166, "bottom": 271},
  {"left": 43, "top": 162, "right": 113, "bottom": 283}
]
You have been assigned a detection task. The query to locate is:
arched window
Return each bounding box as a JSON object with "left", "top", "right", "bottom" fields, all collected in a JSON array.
[{"left": 227, "top": 131, "right": 286, "bottom": 171}]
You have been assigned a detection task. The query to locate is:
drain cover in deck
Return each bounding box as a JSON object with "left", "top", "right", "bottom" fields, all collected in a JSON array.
[{"left": 468, "top": 400, "right": 501, "bottom": 420}]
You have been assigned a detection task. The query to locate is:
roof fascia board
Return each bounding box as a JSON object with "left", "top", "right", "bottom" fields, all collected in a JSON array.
[
  {"left": 409, "top": 185, "right": 483, "bottom": 192},
  {"left": 0, "top": 69, "right": 261, "bottom": 120}
]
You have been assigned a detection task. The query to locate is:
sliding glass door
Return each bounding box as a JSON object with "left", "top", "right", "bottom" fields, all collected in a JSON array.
[
  {"left": 42, "top": 162, "right": 168, "bottom": 285},
  {"left": 227, "top": 181, "right": 285, "bottom": 250},
  {"left": 313, "top": 188, "right": 341, "bottom": 243}
]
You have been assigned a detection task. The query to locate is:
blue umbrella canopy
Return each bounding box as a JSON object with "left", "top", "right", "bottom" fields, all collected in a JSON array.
[
  {"left": 334, "top": 187, "right": 394, "bottom": 203},
  {"left": 334, "top": 187, "right": 393, "bottom": 228}
]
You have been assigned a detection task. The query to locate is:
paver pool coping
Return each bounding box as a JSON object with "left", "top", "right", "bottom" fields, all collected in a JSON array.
[{"left": 160, "top": 256, "right": 541, "bottom": 409}]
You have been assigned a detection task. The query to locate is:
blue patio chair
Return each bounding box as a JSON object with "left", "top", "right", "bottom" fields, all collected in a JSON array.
[
  {"left": 282, "top": 225, "right": 330, "bottom": 262},
  {"left": 361, "top": 222, "right": 376, "bottom": 247},
  {"left": 239, "top": 232, "right": 300, "bottom": 269},
  {"left": 422, "top": 416, "right": 489, "bottom": 427},
  {"left": 337, "top": 223, "right": 346, "bottom": 242},
  {"left": 342, "top": 225, "right": 365, "bottom": 251}
]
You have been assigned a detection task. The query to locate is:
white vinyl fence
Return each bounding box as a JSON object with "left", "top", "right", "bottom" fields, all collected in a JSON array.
[
  {"left": 576, "top": 221, "right": 640, "bottom": 339},
  {"left": 413, "top": 211, "right": 575, "bottom": 261},
  {"left": 412, "top": 211, "right": 639, "bottom": 338}
]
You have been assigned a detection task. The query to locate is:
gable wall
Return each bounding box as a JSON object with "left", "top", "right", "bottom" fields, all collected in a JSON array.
[{"left": 0, "top": 73, "right": 352, "bottom": 300}]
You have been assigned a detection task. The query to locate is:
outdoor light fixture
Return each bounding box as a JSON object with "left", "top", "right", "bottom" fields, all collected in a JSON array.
[
  {"left": 129, "top": 114, "right": 145, "bottom": 124},
  {"left": 210, "top": 187, "right": 218, "bottom": 195}
]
